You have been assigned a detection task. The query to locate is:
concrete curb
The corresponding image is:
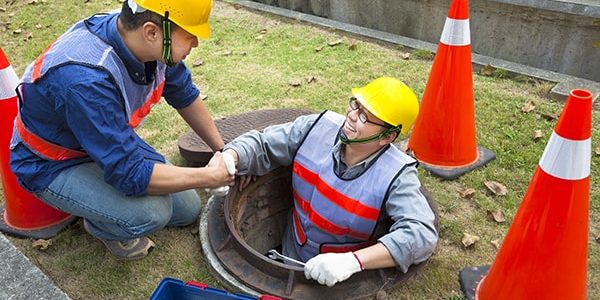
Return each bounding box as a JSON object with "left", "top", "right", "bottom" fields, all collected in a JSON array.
[
  {"left": 234, "top": 0, "right": 600, "bottom": 106},
  {"left": 0, "top": 233, "right": 69, "bottom": 300}
]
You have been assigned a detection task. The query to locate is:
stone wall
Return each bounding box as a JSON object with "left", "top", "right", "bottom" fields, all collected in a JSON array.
[{"left": 251, "top": 0, "right": 600, "bottom": 82}]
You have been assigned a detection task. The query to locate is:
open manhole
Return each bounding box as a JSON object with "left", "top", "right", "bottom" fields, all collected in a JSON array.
[{"left": 200, "top": 167, "right": 440, "bottom": 299}]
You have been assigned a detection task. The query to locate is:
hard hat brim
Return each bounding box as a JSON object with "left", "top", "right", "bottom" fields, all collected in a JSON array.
[{"left": 179, "top": 21, "right": 211, "bottom": 40}]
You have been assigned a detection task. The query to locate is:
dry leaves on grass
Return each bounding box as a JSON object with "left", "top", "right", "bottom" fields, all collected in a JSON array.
[
  {"left": 459, "top": 188, "right": 476, "bottom": 199},
  {"left": 485, "top": 181, "right": 508, "bottom": 196},
  {"left": 200, "top": 94, "right": 208, "bottom": 101},
  {"left": 490, "top": 239, "right": 501, "bottom": 249},
  {"left": 487, "top": 209, "right": 506, "bottom": 223},
  {"left": 288, "top": 79, "right": 302, "bottom": 87},
  {"left": 328, "top": 39, "right": 343, "bottom": 47},
  {"left": 305, "top": 76, "right": 317, "bottom": 84},
  {"left": 462, "top": 232, "right": 480, "bottom": 248},
  {"left": 255, "top": 35, "right": 264, "bottom": 41},
  {"left": 479, "top": 64, "right": 495, "bottom": 76},
  {"left": 532, "top": 130, "right": 543, "bottom": 141},
  {"left": 400, "top": 52, "right": 411, "bottom": 60},
  {"left": 521, "top": 101, "right": 535, "bottom": 113},
  {"left": 192, "top": 59, "right": 203, "bottom": 67},
  {"left": 32, "top": 239, "right": 52, "bottom": 250},
  {"left": 595, "top": 145, "right": 600, "bottom": 156},
  {"left": 347, "top": 39, "right": 358, "bottom": 51},
  {"left": 12, "top": 28, "right": 21, "bottom": 34}
]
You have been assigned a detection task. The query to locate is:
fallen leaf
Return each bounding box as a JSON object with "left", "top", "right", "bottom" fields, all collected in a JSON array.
[
  {"left": 490, "top": 239, "right": 500, "bottom": 249},
  {"left": 539, "top": 113, "right": 556, "bottom": 121},
  {"left": 217, "top": 50, "right": 232, "bottom": 56},
  {"left": 35, "top": 24, "right": 43, "bottom": 29},
  {"left": 532, "top": 130, "right": 543, "bottom": 141},
  {"left": 459, "top": 188, "right": 476, "bottom": 199},
  {"left": 32, "top": 239, "right": 52, "bottom": 250},
  {"left": 190, "top": 227, "right": 199, "bottom": 236},
  {"left": 192, "top": 59, "right": 203, "bottom": 67},
  {"left": 484, "top": 181, "right": 508, "bottom": 196},
  {"left": 306, "top": 76, "right": 317, "bottom": 84},
  {"left": 487, "top": 209, "right": 506, "bottom": 223},
  {"left": 288, "top": 79, "right": 301, "bottom": 87},
  {"left": 596, "top": 234, "right": 600, "bottom": 244},
  {"left": 521, "top": 101, "right": 535, "bottom": 113},
  {"left": 233, "top": 3, "right": 242, "bottom": 9},
  {"left": 348, "top": 40, "right": 357, "bottom": 51},
  {"left": 255, "top": 35, "right": 264, "bottom": 41},
  {"left": 594, "top": 145, "right": 600, "bottom": 156},
  {"left": 0, "top": 7, "right": 6, "bottom": 12},
  {"left": 400, "top": 52, "right": 411, "bottom": 60},
  {"left": 480, "top": 64, "right": 495, "bottom": 76},
  {"left": 314, "top": 46, "right": 324, "bottom": 52},
  {"left": 27, "top": 0, "right": 38, "bottom": 5},
  {"left": 462, "top": 232, "right": 480, "bottom": 248},
  {"left": 12, "top": 28, "right": 22, "bottom": 34},
  {"left": 238, "top": 51, "right": 247, "bottom": 56},
  {"left": 200, "top": 94, "right": 208, "bottom": 101},
  {"left": 258, "top": 28, "right": 267, "bottom": 34},
  {"left": 328, "top": 39, "right": 343, "bottom": 46}
]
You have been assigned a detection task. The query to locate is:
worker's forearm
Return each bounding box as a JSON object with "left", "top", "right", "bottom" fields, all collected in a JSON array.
[
  {"left": 354, "top": 243, "right": 396, "bottom": 269},
  {"left": 178, "top": 98, "right": 224, "bottom": 152},
  {"left": 146, "top": 163, "right": 218, "bottom": 195}
]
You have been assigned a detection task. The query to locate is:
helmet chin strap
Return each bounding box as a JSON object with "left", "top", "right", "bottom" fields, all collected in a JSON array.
[
  {"left": 162, "top": 11, "right": 174, "bottom": 67},
  {"left": 339, "top": 126, "right": 400, "bottom": 145}
]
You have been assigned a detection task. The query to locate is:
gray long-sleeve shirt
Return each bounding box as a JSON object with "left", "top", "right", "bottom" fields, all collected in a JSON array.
[{"left": 225, "top": 113, "right": 438, "bottom": 272}]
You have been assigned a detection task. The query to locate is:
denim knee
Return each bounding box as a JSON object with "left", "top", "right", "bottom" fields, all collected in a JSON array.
[
  {"left": 123, "top": 195, "right": 172, "bottom": 236},
  {"left": 169, "top": 189, "right": 202, "bottom": 227}
]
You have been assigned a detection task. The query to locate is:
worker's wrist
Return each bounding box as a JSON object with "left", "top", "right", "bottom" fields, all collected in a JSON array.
[{"left": 351, "top": 252, "right": 364, "bottom": 271}]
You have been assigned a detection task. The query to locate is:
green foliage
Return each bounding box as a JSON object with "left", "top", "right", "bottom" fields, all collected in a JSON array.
[{"left": 412, "top": 48, "right": 435, "bottom": 60}]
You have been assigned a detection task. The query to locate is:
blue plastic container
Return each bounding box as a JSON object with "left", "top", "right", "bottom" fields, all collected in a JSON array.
[{"left": 149, "top": 277, "right": 281, "bottom": 300}]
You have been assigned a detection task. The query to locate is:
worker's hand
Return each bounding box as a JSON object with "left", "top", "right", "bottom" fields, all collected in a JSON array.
[
  {"left": 304, "top": 252, "right": 363, "bottom": 287},
  {"left": 206, "top": 151, "right": 236, "bottom": 188},
  {"left": 238, "top": 175, "right": 257, "bottom": 191}
]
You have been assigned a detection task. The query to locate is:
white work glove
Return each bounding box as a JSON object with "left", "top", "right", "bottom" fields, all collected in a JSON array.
[
  {"left": 206, "top": 151, "right": 236, "bottom": 197},
  {"left": 304, "top": 252, "right": 363, "bottom": 287}
]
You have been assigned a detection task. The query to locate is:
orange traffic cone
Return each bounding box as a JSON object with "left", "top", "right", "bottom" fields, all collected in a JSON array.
[
  {"left": 407, "top": 0, "right": 495, "bottom": 179},
  {"left": 459, "top": 89, "right": 592, "bottom": 300},
  {"left": 0, "top": 47, "right": 76, "bottom": 239}
]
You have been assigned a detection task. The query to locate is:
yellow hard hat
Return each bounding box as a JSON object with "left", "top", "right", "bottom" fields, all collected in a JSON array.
[
  {"left": 352, "top": 77, "right": 419, "bottom": 135},
  {"left": 133, "top": 0, "right": 212, "bottom": 39}
]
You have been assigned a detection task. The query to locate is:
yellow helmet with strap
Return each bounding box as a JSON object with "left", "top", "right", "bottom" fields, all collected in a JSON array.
[
  {"left": 132, "top": 0, "right": 212, "bottom": 39},
  {"left": 352, "top": 77, "right": 419, "bottom": 135}
]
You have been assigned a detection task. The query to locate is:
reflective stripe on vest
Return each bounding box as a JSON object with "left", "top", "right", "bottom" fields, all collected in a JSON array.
[
  {"left": 17, "top": 14, "right": 167, "bottom": 160},
  {"left": 291, "top": 111, "right": 415, "bottom": 261},
  {"left": 15, "top": 115, "right": 87, "bottom": 161}
]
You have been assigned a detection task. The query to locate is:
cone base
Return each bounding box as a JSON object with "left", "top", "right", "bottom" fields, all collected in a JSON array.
[
  {"left": 0, "top": 207, "right": 78, "bottom": 239},
  {"left": 419, "top": 146, "right": 496, "bottom": 180},
  {"left": 459, "top": 265, "right": 490, "bottom": 300}
]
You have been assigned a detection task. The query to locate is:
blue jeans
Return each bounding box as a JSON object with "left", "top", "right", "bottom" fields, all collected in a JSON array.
[{"left": 34, "top": 162, "right": 201, "bottom": 241}]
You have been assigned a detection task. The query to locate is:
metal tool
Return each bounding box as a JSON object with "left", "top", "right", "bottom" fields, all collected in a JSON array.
[{"left": 266, "top": 249, "right": 305, "bottom": 267}]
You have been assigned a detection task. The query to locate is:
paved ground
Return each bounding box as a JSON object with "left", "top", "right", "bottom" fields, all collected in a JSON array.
[{"left": 0, "top": 233, "right": 69, "bottom": 300}]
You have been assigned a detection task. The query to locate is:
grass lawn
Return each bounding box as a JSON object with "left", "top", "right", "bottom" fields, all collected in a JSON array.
[{"left": 1, "top": 0, "right": 599, "bottom": 299}]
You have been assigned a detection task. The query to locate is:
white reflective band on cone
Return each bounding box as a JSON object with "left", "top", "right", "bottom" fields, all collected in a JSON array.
[
  {"left": 539, "top": 131, "right": 591, "bottom": 180},
  {"left": 440, "top": 18, "right": 471, "bottom": 46},
  {"left": 0, "top": 66, "right": 19, "bottom": 100}
]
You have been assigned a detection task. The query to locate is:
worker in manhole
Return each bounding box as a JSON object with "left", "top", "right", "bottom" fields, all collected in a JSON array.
[
  {"left": 9, "top": 0, "right": 234, "bottom": 260},
  {"left": 219, "top": 77, "right": 438, "bottom": 287}
]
